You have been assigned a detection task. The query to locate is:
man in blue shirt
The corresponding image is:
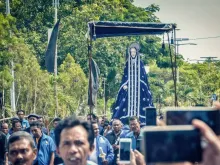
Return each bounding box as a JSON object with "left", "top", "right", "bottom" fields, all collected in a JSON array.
[
  {"left": 17, "top": 110, "right": 29, "bottom": 129},
  {"left": 89, "top": 122, "right": 114, "bottom": 165},
  {"left": 30, "top": 121, "right": 56, "bottom": 165},
  {"left": 125, "top": 116, "right": 142, "bottom": 150}
]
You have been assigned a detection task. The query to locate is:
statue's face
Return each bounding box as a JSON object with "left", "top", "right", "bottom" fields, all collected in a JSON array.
[{"left": 130, "top": 48, "right": 137, "bottom": 58}]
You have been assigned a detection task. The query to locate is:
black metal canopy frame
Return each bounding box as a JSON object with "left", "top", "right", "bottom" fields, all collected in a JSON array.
[{"left": 87, "top": 21, "right": 178, "bottom": 112}]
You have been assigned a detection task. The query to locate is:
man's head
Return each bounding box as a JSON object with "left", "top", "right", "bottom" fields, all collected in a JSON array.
[
  {"left": 86, "top": 113, "right": 98, "bottom": 123},
  {"left": 12, "top": 121, "right": 22, "bottom": 133},
  {"left": 129, "top": 116, "right": 141, "bottom": 134},
  {"left": 1, "top": 122, "right": 9, "bottom": 135},
  {"left": 30, "top": 121, "right": 42, "bottom": 138},
  {"left": 112, "top": 119, "right": 122, "bottom": 134},
  {"left": 54, "top": 116, "right": 95, "bottom": 165},
  {"left": 27, "top": 114, "right": 39, "bottom": 124},
  {"left": 91, "top": 122, "right": 99, "bottom": 137},
  {"left": 8, "top": 131, "right": 37, "bottom": 165},
  {"left": 38, "top": 116, "right": 43, "bottom": 124},
  {"left": 16, "top": 110, "right": 25, "bottom": 120},
  {"left": 53, "top": 117, "right": 61, "bottom": 128},
  {"left": 100, "top": 118, "right": 105, "bottom": 127}
]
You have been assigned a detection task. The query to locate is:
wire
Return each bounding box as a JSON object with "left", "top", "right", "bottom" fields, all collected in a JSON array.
[{"left": 188, "top": 35, "right": 220, "bottom": 41}]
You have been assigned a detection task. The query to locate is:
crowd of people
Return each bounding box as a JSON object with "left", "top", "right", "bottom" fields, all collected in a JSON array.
[{"left": 0, "top": 103, "right": 220, "bottom": 165}]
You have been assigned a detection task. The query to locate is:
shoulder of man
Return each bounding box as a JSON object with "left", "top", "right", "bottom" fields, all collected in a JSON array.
[
  {"left": 0, "top": 131, "right": 6, "bottom": 139},
  {"left": 105, "top": 131, "right": 114, "bottom": 138},
  {"left": 87, "top": 160, "right": 98, "bottom": 165},
  {"left": 97, "top": 135, "right": 109, "bottom": 143},
  {"left": 42, "top": 133, "right": 54, "bottom": 142},
  {"left": 125, "top": 131, "right": 133, "bottom": 138}
]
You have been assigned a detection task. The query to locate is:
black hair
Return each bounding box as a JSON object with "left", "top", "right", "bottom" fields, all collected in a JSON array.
[
  {"left": 8, "top": 131, "right": 35, "bottom": 150},
  {"left": 53, "top": 117, "right": 61, "bottom": 123},
  {"left": 129, "top": 116, "right": 140, "bottom": 123},
  {"left": 104, "top": 120, "right": 109, "bottom": 127},
  {"left": 30, "top": 121, "right": 42, "bottom": 129},
  {"left": 55, "top": 116, "right": 94, "bottom": 150},
  {"left": 0, "top": 122, "right": 7, "bottom": 128},
  {"left": 16, "top": 110, "right": 25, "bottom": 115},
  {"left": 87, "top": 113, "right": 97, "bottom": 119},
  {"left": 12, "top": 120, "right": 21, "bottom": 128},
  {"left": 112, "top": 119, "right": 122, "bottom": 125}
]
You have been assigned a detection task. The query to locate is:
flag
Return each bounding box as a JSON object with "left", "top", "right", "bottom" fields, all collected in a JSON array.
[
  {"left": 45, "top": 19, "right": 60, "bottom": 73},
  {"left": 88, "top": 58, "right": 100, "bottom": 106}
]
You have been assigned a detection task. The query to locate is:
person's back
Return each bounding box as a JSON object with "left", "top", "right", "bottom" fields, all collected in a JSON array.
[{"left": 0, "top": 131, "right": 7, "bottom": 165}]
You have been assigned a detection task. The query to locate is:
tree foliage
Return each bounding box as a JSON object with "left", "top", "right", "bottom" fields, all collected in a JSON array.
[{"left": 0, "top": 0, "right": 219, "bottom": 118}]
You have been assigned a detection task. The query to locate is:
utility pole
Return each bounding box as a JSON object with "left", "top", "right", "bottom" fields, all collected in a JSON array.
[
  {"left": 6, "top": 0, "right": 10, "bottom": 14},
  {"left": 6, "top": 0, "right": 16, "bottom": 113},
  {"left": 53, "top": 0, "right": 59, "bottom": 117}
]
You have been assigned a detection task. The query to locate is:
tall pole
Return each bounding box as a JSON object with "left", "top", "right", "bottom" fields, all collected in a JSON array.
[
  {"left": 53, "top": 0, "right": 59, "bottom": 117},
  {"left": 173, "top": 29, "right": 178, "bottom": 107},
  {"left": 6, "top": 0, "right": 10, "bottom": 14},
  {"left": 6, "top": 0, "right": 16, "bottom": 113},
  {"left": 89, "top": 38, "right": 93, "bottom": 114},
  {"left": 176, "top": 41, "right": 179, "bottom": 83},
  {"left": 103, "top": 78, "right": 106, "bottom": 115},
  {"left": 10, "top": 61, "right": 16, "bottom": 112}
]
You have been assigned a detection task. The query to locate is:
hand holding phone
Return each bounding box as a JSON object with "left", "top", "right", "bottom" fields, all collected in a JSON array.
[
  {"left": 119, "top": 138, "right": 132, "bottom": 164},
  {"left": 143, "top": 125, "right": 202, "bottom": 163},
  {"left": 165, "top": 107, "right": 220, "bottom": 135},
  {"left": 145, "top": 107, "right": 157, "bottom": 126},
  {"left": 117, "top": 150, "right": 146, "bottom": 165},
  {"left": 193, "top": 119, "right": 220, "bottom": 165}
]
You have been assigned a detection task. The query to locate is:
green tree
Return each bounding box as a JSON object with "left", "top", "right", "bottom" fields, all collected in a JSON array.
[{"left": 57, "top": 54, "right": 88, "bottom": 117}]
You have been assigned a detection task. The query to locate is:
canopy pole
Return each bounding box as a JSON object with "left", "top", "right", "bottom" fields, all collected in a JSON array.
[
  {"left": 167, "top": 33, "right": 175, "bottom": 87},
  {"left": 88, "top": 37, "right": 93, "bottom": 114},
  {"left": 173, "top": 28, "right": 178, "bottom": 107},
  {"left": 167, "top": 30, "right": 178, "bottom": 107}
]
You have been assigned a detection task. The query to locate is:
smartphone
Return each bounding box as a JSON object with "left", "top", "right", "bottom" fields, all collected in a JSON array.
[
  {"left": 166, "top": 107, "right": 220, "bottom": 135},
  {"left": 143, "top": 125, "right": 202, "bottom": 163},
  {"left": 145, "top": 107, "right": 157, "bottom": 126},
  {"left": 119, "top": 138, "right": 132, "bottom": 164}
]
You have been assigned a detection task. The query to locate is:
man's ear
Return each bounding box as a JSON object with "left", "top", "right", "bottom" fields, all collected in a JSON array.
[{"left": 33, "top": 148, "right": 38, "bottom": 160}]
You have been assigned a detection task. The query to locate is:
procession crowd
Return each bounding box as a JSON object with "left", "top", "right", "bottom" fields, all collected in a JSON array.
[{"left": 0, "top": 103, "right": 220, "bottom": 165}]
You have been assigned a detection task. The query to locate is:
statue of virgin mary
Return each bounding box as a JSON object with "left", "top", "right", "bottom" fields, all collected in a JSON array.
[{"left": 111, "top": 43, "right": 154, "bottom": 125}]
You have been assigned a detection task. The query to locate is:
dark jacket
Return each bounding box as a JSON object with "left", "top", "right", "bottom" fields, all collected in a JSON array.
[{"left": 0, "top": 132, "right": 7, "bottom": 165}]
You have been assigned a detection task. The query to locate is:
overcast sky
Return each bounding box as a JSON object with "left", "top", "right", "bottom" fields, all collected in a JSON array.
[{"left": 134, "top": 0, "right": 220, "bottom": 61}]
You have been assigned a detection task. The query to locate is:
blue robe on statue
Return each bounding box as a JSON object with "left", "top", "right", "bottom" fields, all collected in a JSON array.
[{"left": 111, "top": 43, "right": 153, "bottom": 125}]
